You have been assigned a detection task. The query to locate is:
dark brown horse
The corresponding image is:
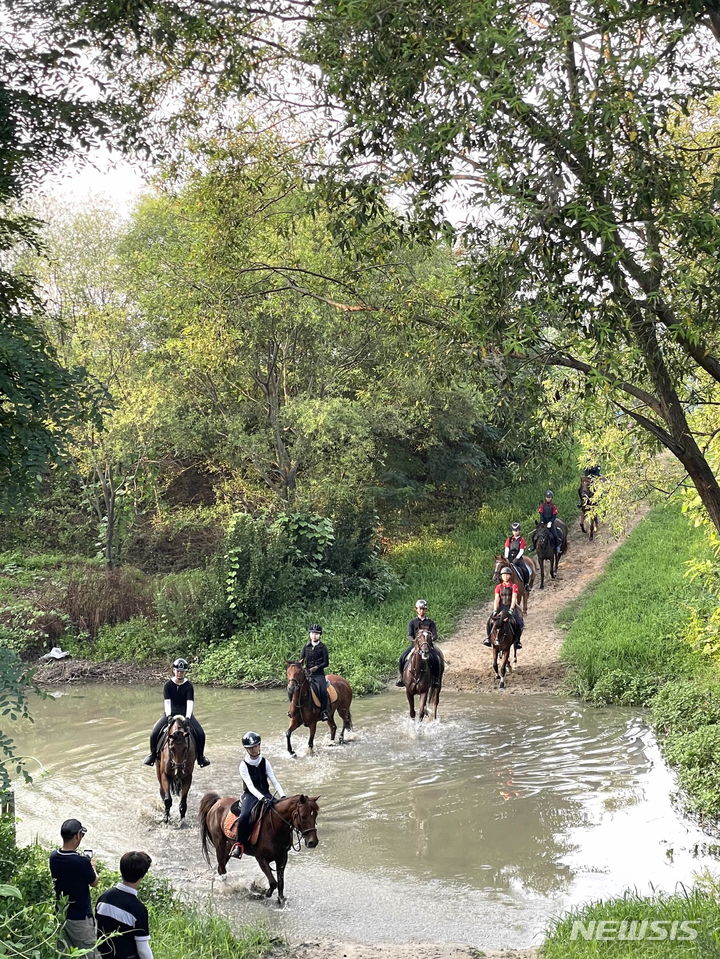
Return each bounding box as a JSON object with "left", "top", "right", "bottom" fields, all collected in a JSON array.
[
  {"left": 531, "top": 518, "right": 568, "bottom": 589},
  {"left": 488, "top": 609, "right": 517, "bottom": 689},
  {"left": 492, "top": 555, "right": 535, "bottom": 613},
  {"left": 285, "top": 663, "right": 353, "bottom": 756},
  {"left": 402, "top": 627, "right": 445, "bottom": 721},
  {"left": 198, "top": 792, "right": 319, "bottom": 905},
  {"left": 579, "top": 475, "right": 599, "bottom": 541},
  {"left": 157, "top": 715, "right": 195, "bottom": 823}
]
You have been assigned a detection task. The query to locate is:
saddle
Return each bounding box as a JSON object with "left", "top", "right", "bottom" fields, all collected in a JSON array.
[
  {"left": 310, "top": 681, "right": 338, "bottom": 709},
  {"left": 222, "top": 799, "right": 272, "bottom": 846}
]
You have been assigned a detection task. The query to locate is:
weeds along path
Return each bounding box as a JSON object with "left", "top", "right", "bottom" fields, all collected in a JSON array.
[
  {"left": 287, "top": 941, "right": 539, "bottom": 959},
  {"left": 442, "top": 510, "right": 648, "bottom": 695}
]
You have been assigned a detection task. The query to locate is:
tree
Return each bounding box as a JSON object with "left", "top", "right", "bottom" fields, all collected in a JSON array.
[{"left": 301, "top": 1, "right": 720, "bottom": 531}]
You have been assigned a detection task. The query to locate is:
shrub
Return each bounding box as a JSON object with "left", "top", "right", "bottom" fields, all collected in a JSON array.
[
  {"left": 587, "top": 669, "right": 661, "bottom": 707},
  {"left": 123, "top": 509, "right": 224, "bottom": 573},
  {"left": 664, "top": 725, "right": 720, "bottom": 769},
  {"left": 76, "top": 618, "right": 179, "bottom": 663},
  {"left": 651, "top": 680, "right": 720, "bottom": 736},
  {"left": 63, "top": 566, "right": 152, "bottom": 638},
  {"left": 676, "top": 764, "right": 720, "bottom": 819}
]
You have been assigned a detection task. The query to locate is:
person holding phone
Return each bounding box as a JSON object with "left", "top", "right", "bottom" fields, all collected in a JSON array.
[{"left": 49, "top": 818, "right": 99, "bottom": 958}]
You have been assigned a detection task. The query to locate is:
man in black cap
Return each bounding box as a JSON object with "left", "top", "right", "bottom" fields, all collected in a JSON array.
[{"left": 49, "top": 818, "right": 99, "bottom": 957}]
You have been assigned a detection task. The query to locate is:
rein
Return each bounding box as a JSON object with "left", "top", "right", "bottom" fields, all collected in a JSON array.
[{"left": 268, "top": 801, "right": 315, "bottom": 852}]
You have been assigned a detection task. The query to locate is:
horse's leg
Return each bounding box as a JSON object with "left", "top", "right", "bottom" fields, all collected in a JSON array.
[
  {"left": 308, "top": 719, "right": 318, "bottom": 749},
  {"left": 158, "top": 770, "right": 172, "bottom": 824},
  {"left": 499, "top": 649, "right": 510, "bottom": 689},
  {"left": 432, "top": 683, "right": 441, "bottom": 720},
  {"left": 493, "top": 646, "right": 499, "bottom": 682},
  {"left": 338, "top": 706, "right": 349, "bottom": 744},
  {"left": 406, "top": 686, "right": 416, "bottom": 720},
  {"left": 216, "top": 840, "right": 228, "bottom": 876},
  {"left": 286, "top": 714, "right": 302, "bottom": 756},
  {"left": 327, "top": 708, "right": 338, "bottom": 743},
  {"left": 539, "top": 558, "right": 545, "bottom": 589},
  {"left": 275, "top": 848, "right": 288, "bottom": 905},
  {"left": 255, "top": 855, "right": 278, "bottom": 899},
  {"left": 419, "top": 687, "right": 429, "bottom": 722},
  {"left": 179, "top": 776, "right": 191, "bottom": 821}
]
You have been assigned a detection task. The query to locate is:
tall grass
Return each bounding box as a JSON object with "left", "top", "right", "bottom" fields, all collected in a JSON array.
[
  {"left": 544, "top": 884, "right": 720, "bottom": 958},
  {"left": 196, "top": 469, "right": 580, "bottom": 691},
  {"left": 559, "top": 504, "right": 710, "bottom": 704}
]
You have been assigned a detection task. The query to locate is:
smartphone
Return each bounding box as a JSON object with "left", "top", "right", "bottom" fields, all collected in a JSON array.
[{"left": 83, "top": 849, "right": 93, "bottom": 859}]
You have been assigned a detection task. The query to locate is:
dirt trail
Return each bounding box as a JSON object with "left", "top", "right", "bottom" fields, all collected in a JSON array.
[
  {"left": 287, "top": 942, "right": 536, "bottom": 959},
  {"left": 442, "top": 510, "right": 647, "bottom": 695}
]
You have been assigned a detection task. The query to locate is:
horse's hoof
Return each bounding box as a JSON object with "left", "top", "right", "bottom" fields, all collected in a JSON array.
[{"left": 277, "top": 898, "right": 286, "bottom": 909}]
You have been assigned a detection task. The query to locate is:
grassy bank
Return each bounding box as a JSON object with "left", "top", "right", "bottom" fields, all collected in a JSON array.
[
  {"left": 0, "top": 817, "right": 275, "bottom": 959},
  {"left": 559, "top": 501, "right": 720, "bottom": 821},
  {"left": 3, "top": 465, "right": 579, "bottom": 693},
  {"left": 543, "top": 880, "right": 720, "bottom": 958}
]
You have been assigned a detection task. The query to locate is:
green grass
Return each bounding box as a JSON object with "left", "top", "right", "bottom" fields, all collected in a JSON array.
[
  {"left": 195, "top": 469, "right": 580, "bottom": 692},
  {"left": 559, "top": 504, "right": 710, "bottom": 704},
  {"left": 543, "top": 883, "right": 720, "bottom": 958}
]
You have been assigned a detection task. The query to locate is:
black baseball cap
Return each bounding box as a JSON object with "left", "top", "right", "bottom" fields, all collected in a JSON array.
[{"left": 60, "top": 819, "right": 86, "bottom": 839}]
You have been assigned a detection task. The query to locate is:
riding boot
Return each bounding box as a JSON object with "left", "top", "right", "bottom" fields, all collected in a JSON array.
[
  {"left": 395, "top": 678, "right": 405, "bottom": 687},
  {"left": 143, "top": 754, "right": 156, "bottom": 766},
  {"left": 197, "top": 756, "right": 211, "bottom": 768},
  {"left": 229, "top": 842, "right": 244, "bottom": 859},
  {"left": 515, "top": 630, "right": 523, "bottom": 650}
]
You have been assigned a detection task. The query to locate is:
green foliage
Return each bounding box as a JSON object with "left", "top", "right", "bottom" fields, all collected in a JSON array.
[
  {"left": 561, "top": 505, "right": 708, "bottom": 701},
  {"left": 543, "top": 887, "right": 720, "bottom": 958},
  {"left": 76, "top": 618, "right": 179, "bottom": 664},
  {"left": 0, "top": 650, "right": 42, "bottom": 792},
  {"left": 664, "top": 725, "right": 720, "bottom": 770},
  {"left": 651, "top": 682, "right": 720, "bottom": 737}
]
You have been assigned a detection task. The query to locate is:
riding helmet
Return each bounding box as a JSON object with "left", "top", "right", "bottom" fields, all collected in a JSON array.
[
  {"left": 415, "top": 599, "right": 428, "bottom": 609},
  {"left": 545, "top": 489, "right": 554, "bottom": 498},
  {"left": 172, "top": 657, "right": 190, "bottom": 670},
  {"left": 242, "top": 731, "right": 261, "bottom": 748},
  {"left": 308, "top": 624, "right": 323, "bottom": 634},
  {"left": 501, "top": 567, "right": 512, "bottom": 575},
  {"left": 511, "top": 522, "right": 521, "bottom": 532}
]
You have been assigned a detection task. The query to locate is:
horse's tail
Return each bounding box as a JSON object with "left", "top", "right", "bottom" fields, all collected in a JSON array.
[
  {"left": 344, "top": 707, "right": 353, "bottom": 731},
  {"left": 198, "top": 791, "right": 220, "bottom": 866}
]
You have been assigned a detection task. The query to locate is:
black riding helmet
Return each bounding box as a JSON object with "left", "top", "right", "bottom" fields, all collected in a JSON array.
[
  {"left": 173, "top": 657, "right": 190, "bottom": 670},
  {"left": 545, "top": 489, "right": 554, "bottom": 499},
  {"left": 242, "top": 731, "right": 261, "bottom": 748},
  {"left": 308, "top": 624, "right": 322, "bottom": 634}
]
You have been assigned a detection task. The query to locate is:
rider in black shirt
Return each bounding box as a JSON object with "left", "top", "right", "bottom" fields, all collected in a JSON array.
[
  {"left": 143, "top": 658, "right": 210, "bottom": 767},
  {"left": 395, "top": 599, "right": 441, "bottom": 688},
  {"left": 297, "top": 624, "right": 330, "bottom": 720}
]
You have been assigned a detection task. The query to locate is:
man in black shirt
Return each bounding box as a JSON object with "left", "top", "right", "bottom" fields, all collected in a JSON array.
[
  {"left": 395, "top": 599, "right": 441, "bottom": 688},
  {"left": 297, "top": 624, "right": 330, "bottom": 720},
  {"left": 49, "top": 818, "right": 99, "bottom": 958},
  {"left": 96, "top": 851, "right": 153, "bottom": 959}
]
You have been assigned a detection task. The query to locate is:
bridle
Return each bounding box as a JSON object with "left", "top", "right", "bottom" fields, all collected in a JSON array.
[
  {"left": 268, "top": 799, "right": 318, "bottom": 852},
  {"left": 167, "top": 719, "right": 192, "bottom": 776}
]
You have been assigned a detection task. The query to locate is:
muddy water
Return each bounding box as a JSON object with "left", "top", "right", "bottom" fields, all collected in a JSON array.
[{"left": 11, "top": 685, "right": 720, "bottom": 950}]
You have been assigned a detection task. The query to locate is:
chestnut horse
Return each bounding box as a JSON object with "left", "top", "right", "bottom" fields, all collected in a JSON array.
[
  {"left": 285, "top": 663, "right": 353, "bottom": 755},
  {"left": 488, "top": 609, "right": 517, "bottom": 689},
  {"left": 198, "top": 792, "right": 319, "bottom": 905},
  {"left": 402, "top": 627, "right": 444, "bottom": 721},
  {"left": 579, "top": 475, "right": 599, "bottom": 541},
  {"left": 531, "top": 518, "right": 568, "bottom": 589},
  {"left": 157, "top": 715, "right": 195, "bottom": 823},
  {"left": 492, "top": 555, "right": 536, "bottom": 613}
]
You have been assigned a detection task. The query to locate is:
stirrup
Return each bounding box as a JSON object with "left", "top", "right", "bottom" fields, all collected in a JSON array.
[
  {"left": 395, "top": 679, "right": 404, "bottom": 687},
  {"left": 143, "top": 754, "right": 156, "bottom": 766},
  {"left": 229, "top": 842, "right": 244, "bottom": 859},
  {"left": 197, "top": 756, "right": 211, "bottom": 768},
  {"left": 483, "top": 638, "right": 492, "bottom": 647}
]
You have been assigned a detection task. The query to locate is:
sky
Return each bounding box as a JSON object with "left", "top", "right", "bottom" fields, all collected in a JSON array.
[{"left": 42, "top": 149, "right": 149, "bottom": 216}]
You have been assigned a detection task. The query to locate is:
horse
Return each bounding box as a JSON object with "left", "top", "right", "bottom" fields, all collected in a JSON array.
[
  {"left": 492, "top": 555, "right": 536, "bottom": 613},
  {"left": 579, "top": 475, "right": 599, "bottom": 541},
  {"left": 156, "top": 715, "right": 196, "bottom": 823},
  {"left": 198, "top": 792, "right": 319, "bottom": 905},
  {"left": 402, "top": 626, "right": 445, "bottom": 722},
  {"left": 531, "top": 518, "right": 568, "bottom": 589},
  {"left": 488, "top": 609, "right": 517, "bottom": 689},
  {"left": 285, "top": 663, "right": 353, "bottom": 756}
]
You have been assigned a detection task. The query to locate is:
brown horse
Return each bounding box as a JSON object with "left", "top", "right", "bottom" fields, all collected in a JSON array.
[
  {"left": 157, "top": 715, "right": 195, "bottom": 823},
  {"left": 492, "top": 555, "right": 535, "bottom": 613},
  {"left": 489, "top": 609, "right": 517, "bottom": 689},
  {"left": 402, "top": 627, "right": 445, "bottom": 721},
  {"left": 285, "top": 663, "right": 353, "bottom": 756},
  {"left": 579, "top": 475, "right": 599, "bottom": 541},
  {"left": 198, "top": 792, "right": 319, "bottom": 905},
  {"left": 531, "top": 518, "right": 568, "bottom": 589}
]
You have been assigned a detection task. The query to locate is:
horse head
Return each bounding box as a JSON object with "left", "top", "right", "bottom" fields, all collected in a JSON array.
[
  {"left": 291, "top": 793, "right": 320, "bottom": 848},
  {"left": 167, "top": 715, "right": 192, "bottom": 766},
  {"left": 286, "top": 661, "right": 308, "bottom": 713},
  {"left": 492, "top": 555, "right": 504, "bottom": 584},
  {"left": 414, "top": 627, "right": 434, "bottom": 660}
]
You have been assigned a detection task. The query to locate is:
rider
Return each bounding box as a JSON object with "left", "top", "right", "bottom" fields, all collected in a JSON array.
[
  {"left": 229, "top": 731, "right": 285, "bottom": 859},
  {"left": 297, "top": 625, "right": 330, "bottom": 721},
  {"left": 143, "top": 658, "right": 210, "bottom": 768},
  {"left": 484, "top": 567, "right": 524, "bottom": 649},
  {"left": 578, "top": 463, "right": 602, "bottom": 506},
  {"left": 395, "top": 599, "right": 441, "bottom": 688},
  {"left": 504, "top": 522, "right": 530, "bottom": 590},
  {"left": 538, "top": 489, "right": 562, "bottom": 554}
]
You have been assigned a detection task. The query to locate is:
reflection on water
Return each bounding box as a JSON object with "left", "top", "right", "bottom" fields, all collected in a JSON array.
[{"left": 11, "top": 685, "right": 720, "bottom": 949}]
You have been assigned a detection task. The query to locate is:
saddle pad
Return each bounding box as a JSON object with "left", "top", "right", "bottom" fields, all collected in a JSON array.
[
  {"left": 222, "top": 810, "right": 239, "bottom": 840},
  {"left": 310, "top": 682, "right": 338, "bottom": 708}
]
